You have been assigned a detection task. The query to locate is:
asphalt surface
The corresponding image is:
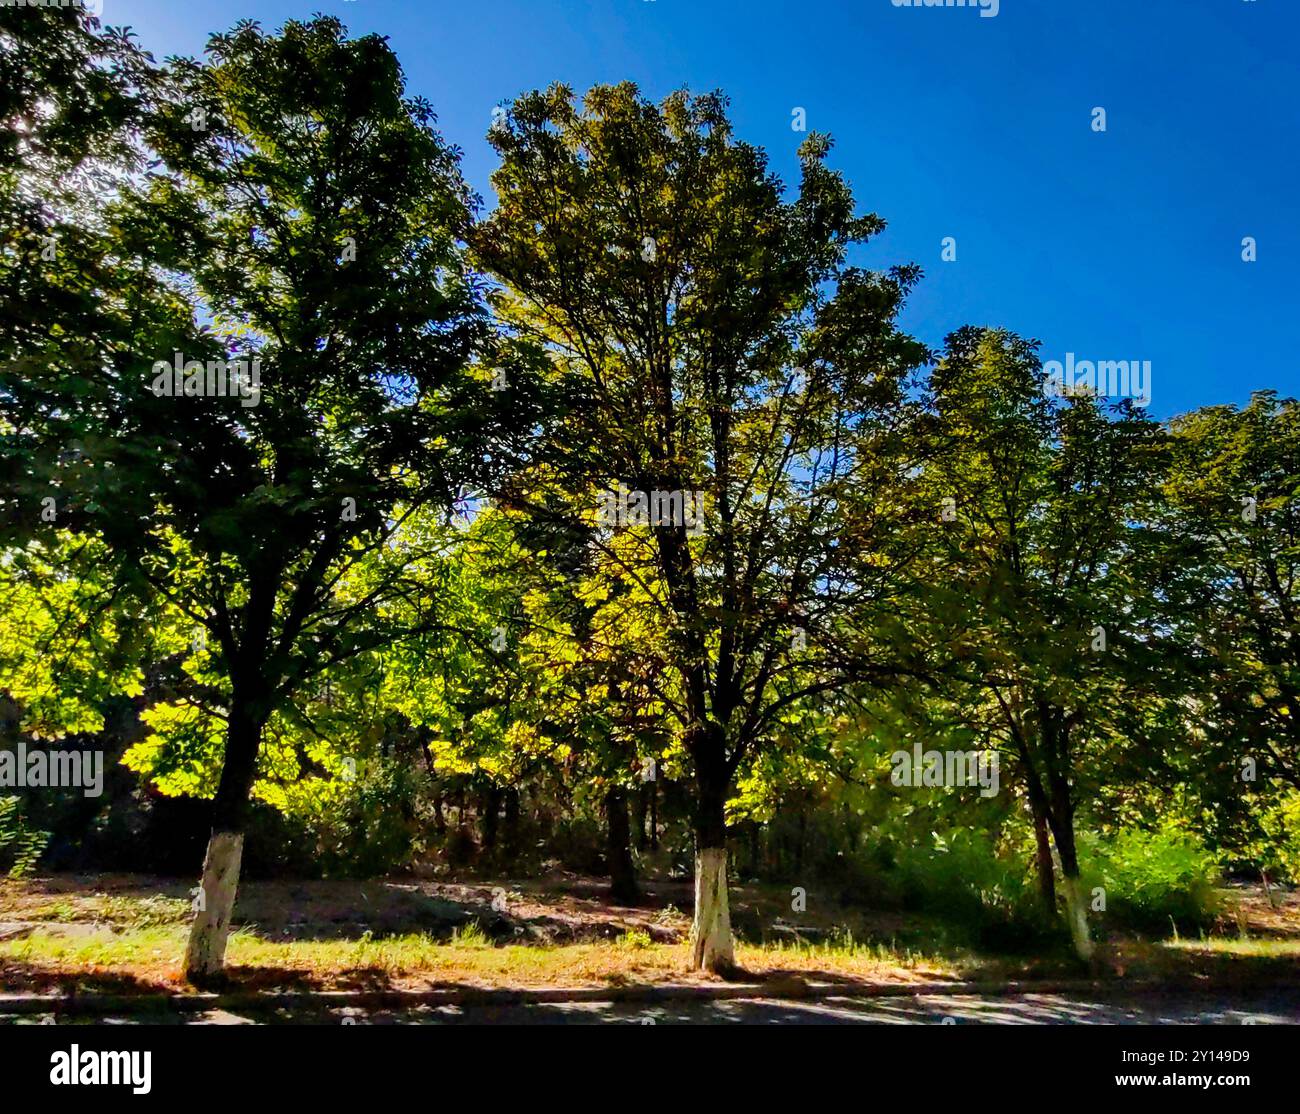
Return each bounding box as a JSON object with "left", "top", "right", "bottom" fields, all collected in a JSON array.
[{"left": 4, "top": 989, "right": 1298, "bottom": 1025}]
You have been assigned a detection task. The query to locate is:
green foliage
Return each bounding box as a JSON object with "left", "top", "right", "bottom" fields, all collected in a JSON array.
[
  {"left": 1, "top": 15, "right": 1297, "bottom": 969},
  {"left": 2, "top": 15, "right": 527, "bottom": 875},
  {"left": 1263, "top": 791, "right": 1300, "bottom": 884},
  {"left": 475, "top": 81, "right": 930, "bottom": 857},
  {"left": 294, "top": 757, "right": 426, "bottom": 878},
  {"left": 1079, "top": 827, "right": 1221, "bottom": 933},
  {"left": 0, "top": 795, "right": 49, "bottom": 878},
  {"left": 1162, "top": 393, "right": 1300, "bottom": 799},
  {"left": 0, "top": 6, "right": 159, "bottom": 550},
  {"left": 888, "top": 828, "right": 1054, "bottom": 951},
  {"left": 0, "top": 534, "right": 161, "bottom": 739},
  {"left": 449, "top": 921, "right": 491, "bottom": 949}
]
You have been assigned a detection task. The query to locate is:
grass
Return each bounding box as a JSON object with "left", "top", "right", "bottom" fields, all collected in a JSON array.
[
  {"left": 1161, "top": 936, "right": 1300, "bottom": 959},
  {"left": 8, "top": 891, "right": 191, "bottom": 929},
  {"left": 2, "top": 874, "right": 1297, "bottom": 997},
  {"left": 0, "top": 921, "right": 954, "bottom": 993}
]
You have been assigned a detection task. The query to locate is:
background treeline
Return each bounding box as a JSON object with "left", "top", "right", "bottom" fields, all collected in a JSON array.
[{"left": 2, "top": 9, "right": 1298, "bottom": 972}]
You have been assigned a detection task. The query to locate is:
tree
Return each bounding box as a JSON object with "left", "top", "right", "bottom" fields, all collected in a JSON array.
[
  {"left": 4, "top": 17, "right": 515, "bottom": 980},
  {"left": 1163, "top": 393, "right": 1300, "bottom": 793},
  {"left": 474, "top": 83, "right": 927, "bottom": 969},
  {"left": 385, "top": 504, "right": 666, "bottom": 901},
  {"left": 1, "top": 4, "right": 158, "bottom": 543},
  {"left": 1156, "top": 393, "right": 1300, "bottom": 892},
  {"left": 913, "top": 327, "right": 1170, "bottom": 960}
]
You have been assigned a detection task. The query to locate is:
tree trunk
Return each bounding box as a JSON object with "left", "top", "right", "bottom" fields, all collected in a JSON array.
[
  {"left": 481, "top": 784, "right": 501, "bottom": 853},
  {"left": 632, "top": 783, "right": 648, "bottom": 853},
  {"left": 183, "top": 830, "right": 243, "bottom": 981},
  {"left": 1260, "top": 867, "right": 1279, "bottom": 910},
  {"left": 605, "top": 787, "right": 638, "bottom": 904},
  {"left": 691, "top": 847, "right": 733, "bottom": 972},
  {"left": 689, "top": 750, "right": 734, "bottom": 972},
  {"left": 421, "top": 737, "right": 445, "bottom": 835},
  {"left": 648, "top": 777, "right": 658, "bottom": 850},
  {"left": 431, "top": 790, "right": 446, "bottom": 834},
  {"left": 1059, "top": 873, "right": 1094, "bottom": 963},
  {"left": 502, "top": 787, "right": 521, "bottom": 865},
  {"left": 1031, "top": 801, "right": 1057, "bottom": 916},
  {"left": 1050, "top": 817, "right": 1093, "bottom": 962},
  {"left": 184, "top": 698, "right": 263, "bottom": 982}
]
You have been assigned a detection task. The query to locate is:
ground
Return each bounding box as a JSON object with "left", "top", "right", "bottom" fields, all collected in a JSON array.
[
  {"left": 1, "top": 872, "right": 1298, "bottom": 1004},
  {"left": 5, "top": 990, "right": 1299, "bottom": 1026}
]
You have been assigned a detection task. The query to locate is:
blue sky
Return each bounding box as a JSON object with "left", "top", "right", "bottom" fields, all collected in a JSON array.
[{"left": 107, "top": 0, "right": 1298, "bottom": 419}]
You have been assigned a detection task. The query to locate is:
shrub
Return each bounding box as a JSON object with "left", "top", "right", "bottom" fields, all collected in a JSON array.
[
  {"left": 1079, "top": 826, "right": 1220, "bottom": 934},
  {"left": 0, "top": 795, "right": 49, "bottom": 878},
  {"left": 890, "top": 827, "right": 1057, "bottom": 952},
  {"left": 1266, "top": 791, "right": 1300, "bottom": 885}
]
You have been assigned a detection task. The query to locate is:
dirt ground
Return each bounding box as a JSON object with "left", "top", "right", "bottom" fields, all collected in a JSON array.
[
  {"left": 2, "top": 872, "right": 1298, "bottom": 996},
  {"left": 0, "top": 870, "right": 941, "bottom": 946}
]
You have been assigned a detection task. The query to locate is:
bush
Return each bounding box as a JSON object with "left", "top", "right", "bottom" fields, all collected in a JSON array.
[
  {"left": 547, "top": 816, "right": 607, "bottom": 876},
  {"left": 889, "top": 828, "right": 1057, "bottom": 952},
  {"left": 0, "top": 795, "right": 49, "bottom": 878},
  {"left": 1266, "top": 791, "right": 1300, "bottom": 885},
  {"left": 1079, "top": 827, "right": 1220, "bottom": 934},
  {"left": 297, "top": 759, "right": 426, "bottom": 878}
]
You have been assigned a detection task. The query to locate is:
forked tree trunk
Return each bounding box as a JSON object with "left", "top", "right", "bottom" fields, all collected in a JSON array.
[{"left": 184, "top": 698, "right": 264, "bottom": 983}]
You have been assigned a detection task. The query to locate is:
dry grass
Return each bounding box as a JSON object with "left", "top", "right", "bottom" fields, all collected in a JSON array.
[
  {"left": 0, "top": 922, "right": 954, "bottom": 993},
  {"left": 2, "top": 873, "right": 1297, "bottom": 997},
  {"left": 0, "top": 873, "right": 958, "bottom": 993}
]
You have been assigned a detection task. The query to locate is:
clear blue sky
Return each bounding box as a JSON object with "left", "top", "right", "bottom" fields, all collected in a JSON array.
[{"left": 107, "top": 0, "right": 1298, "bottom": 420}]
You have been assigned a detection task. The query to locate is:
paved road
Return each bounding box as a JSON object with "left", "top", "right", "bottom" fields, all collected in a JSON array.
[{"left": 5, "top": 990, "right": 1299, "bottom": 1025}]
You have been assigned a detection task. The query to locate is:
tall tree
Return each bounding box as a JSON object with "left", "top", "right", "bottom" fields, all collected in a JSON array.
[
  {"left": 1163, "top": 393, "right": 1300, "bottom": 797},
  {"left": 915, "top": 327, "right": 1170, "bottom": 960},
  {"left": 474, "top": 83, "right": 927, "bottom": 969},
  {"left": 5, "top": 17, "right": 516, "bottom": 980}
]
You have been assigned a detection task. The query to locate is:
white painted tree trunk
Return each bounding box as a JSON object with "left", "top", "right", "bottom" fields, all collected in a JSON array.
[
  {"left": 1060, "top": 874, "right": 1094, "bottom": 962},
  {"left": 690, "top": 846, "right": 735, "bottom": 972},
  {"left": 184, "top": 830, "right": 244, "bottom": 981}
]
